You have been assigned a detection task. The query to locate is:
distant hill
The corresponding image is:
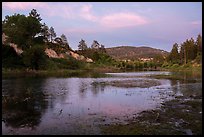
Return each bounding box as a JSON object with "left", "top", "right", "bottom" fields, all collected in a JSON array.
[{"left": 106, "top": 46, "right": 169, "bottom": 60}]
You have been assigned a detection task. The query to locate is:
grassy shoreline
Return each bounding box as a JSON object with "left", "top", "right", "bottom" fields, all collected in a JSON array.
[
  {"left": 2, "top": 68, "right": 108, "bottom": 78},
  {"left": 2, "top": 64, "right": 201, "bottom": 77}
]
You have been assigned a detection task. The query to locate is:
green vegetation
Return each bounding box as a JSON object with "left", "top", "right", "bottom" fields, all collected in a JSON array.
[
  {"left": 166, "top": 34, "right": 202, "bottom": 66},
  {"left": 2, "top": 44, "right": 24, "bottom": 69},
  {"left": 2, "top": 9, "right": 202, "bottom": 75},
  {"left": 2, "top": 9, "right": 81, "bottom": 72}
]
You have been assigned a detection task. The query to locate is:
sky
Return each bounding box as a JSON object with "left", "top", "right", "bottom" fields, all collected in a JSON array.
[{"left": 2, "top": 2, "right": 202, "bottom": 52}]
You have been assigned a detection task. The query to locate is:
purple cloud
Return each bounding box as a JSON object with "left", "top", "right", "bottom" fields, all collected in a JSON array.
[{"left": 2, "top": 2, "right": 202, "bottom": 51}]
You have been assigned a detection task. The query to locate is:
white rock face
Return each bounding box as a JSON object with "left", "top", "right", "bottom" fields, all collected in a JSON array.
[
  {"left": 86, "top": 58, "right": 93, "bottom": 63},
  {"left": 2, "top": 33, "right": 93, "bottom": 63},
  {"left": 45, "top": 48, "right": 61, "bottom": 58},
  {"left": 69, "top": 51, "right": 93, "bottom": 62},
  {"left": 9, "top": 43, "right": 23, "bottom": 55},
  {"left": 45, "top": 49, "right": 93, "bottom": 62},
  {"left": 2, "top": 33, "right": 23, "bottom": 55}
]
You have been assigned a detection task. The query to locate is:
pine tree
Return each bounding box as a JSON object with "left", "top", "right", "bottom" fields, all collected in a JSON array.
[
  {"left": 61, "top": 34, "right": 69, "bottom": 48},
  {"left": 29, "top": 9, "right": 42, "bottom": 22},
  {"left": 168, "top": 43, "right": 180, "bottom": 64},
  {"left": 41, "top": 23, "right": 50, "bottom": 42},
  {"left": 196, "top": 34, "right": 202, "bottom": 54},
  {"left": 78, "top": 39, "right": 88, "bottom": 50},
  {"left": 91, "top": 40, "right": 100, "bottom": 49},
  {"left": 49, "top": 27, "right": 56, "bottom": 43}
]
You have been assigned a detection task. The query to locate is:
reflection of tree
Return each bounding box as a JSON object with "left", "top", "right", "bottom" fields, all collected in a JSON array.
[
  {"left": 91, "top": 83, "right": 100, "bottom": 96},
  {"left": 169, "top": 79, "right": 181, "bottom": 95},
  {"left": 169, "top": 71, "right": 202, "bottom": 97},
  {"left": 91, "top": 82, "right": 106, "bottom": 96},
  {"left": 172, "top": 71, "right": 201, "bottom": 84},
  {"left": 2, "top": 78, "right": 48, "bottom": 129},
  {"left": 100, "top": 84, "right": 105, "bottom": 92},
  {"left": 79, "top": 82, "right": 87, "bottom": 99}
]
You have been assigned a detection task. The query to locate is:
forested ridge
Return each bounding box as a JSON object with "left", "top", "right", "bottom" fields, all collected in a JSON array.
[{"left": 2, "top": 9, "right": 202, "bottom": 72}]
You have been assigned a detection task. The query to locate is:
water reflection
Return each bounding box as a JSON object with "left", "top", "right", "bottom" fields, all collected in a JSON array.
[
  {"left": 168, "top": 70, "right": 202, "bottom": 98},
  {"left": 2, "top": 78, "right": 48, "bottom": 129},
  {"left": 2, "top": 71, "right": 202, "bottom": 135}
]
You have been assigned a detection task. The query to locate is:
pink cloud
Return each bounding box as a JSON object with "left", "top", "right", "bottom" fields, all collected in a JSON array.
[
  {"left": 79, "top": 4, "right": 97, "bottom": 21},
  {"left": 100, "top": 12, "right": 148, "bottom": 29},
  {"left": 41, "top": 4, "right": 74, "bottom": 19},
  {"left": 77, "top": 5, "right": 148, "bottom": 29},
  {"left": 2, "top": 2, "right": 47, "bottom": 11},
  {"left": 3, "top": 2, "right": 149, "bottom": 30},
  {"left": 2, "top": 2, "right": 74, "bottom": 19}
]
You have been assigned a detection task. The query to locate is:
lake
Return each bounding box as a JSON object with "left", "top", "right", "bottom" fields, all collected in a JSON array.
[{"left": 2, "top": 71, "right": 202, "bottom": 135}]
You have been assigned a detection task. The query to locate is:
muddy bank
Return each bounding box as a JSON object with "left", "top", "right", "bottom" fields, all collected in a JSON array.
[
  {"left": 92, "top": 79, "right": 161, "bottom": 88},
  {"left": 100, "top": 87, "right": 202, "bottom": 135}
]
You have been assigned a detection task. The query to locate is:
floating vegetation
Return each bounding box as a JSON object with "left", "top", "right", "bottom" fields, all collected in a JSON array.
[{"left": 92, "top": 79, "right": 161, "bottom": 88}]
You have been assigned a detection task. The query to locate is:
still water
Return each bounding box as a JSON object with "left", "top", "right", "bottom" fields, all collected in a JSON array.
[{"left": 2, "top": 71, "right": 202, "bottom": 135}]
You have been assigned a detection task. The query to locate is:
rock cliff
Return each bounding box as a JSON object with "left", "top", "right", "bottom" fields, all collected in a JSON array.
[{"left": 2, "top": 33, "right": 93, "bottom": 63}]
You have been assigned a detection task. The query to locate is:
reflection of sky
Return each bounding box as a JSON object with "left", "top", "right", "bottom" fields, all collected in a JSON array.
[
  {"left": 39, "top": 76, "right": 172, "bottom": 118},
  {"left": 3, "top": 71, "right": 191, "bottom": 134}
]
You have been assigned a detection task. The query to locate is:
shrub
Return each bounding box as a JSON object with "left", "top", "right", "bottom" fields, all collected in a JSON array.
[
  {"left": 2, "top": 45, "right": 24, "bottom": 68},
  {"left": 171, "top": 64, "right": 180, "bottom": 68},
  {"left": 22, "top": 45, "right": 48, "bottom": 70}
]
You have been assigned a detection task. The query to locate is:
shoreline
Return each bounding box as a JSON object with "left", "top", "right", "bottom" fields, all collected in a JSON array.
[{"left": 2, "top": 65, "right": 201, "bottom": 77}]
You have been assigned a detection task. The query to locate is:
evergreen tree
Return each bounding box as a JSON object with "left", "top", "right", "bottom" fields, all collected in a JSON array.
[
  {"left": 29, "top": 9, "right": 42, "bottom": 22},
  {"left": 168, "top": 43, "right": 180, "bottom": 64},
  {"left": 195, "top": 34, "right": 202, "bottom": 63},
  {"left": 196, "top": 34, "right": 202, "bottom": 54},
  {"left": 91, "top": 40, "right": 100, "bottom": 49},
  {"left": 61, "top": 34, "right": 69, "bottom": 48},
  {"left": 180, "top": 43, "right": 185, "bottom": 64},
  {"left": 49, "top": 27, "right": 56, "bottom": 43},
  {"left": 2, "top": 10, "right": 42, "bottom": 49},
  {"left": 188, "top": 38, "right": 197, "bottom": 60},
  {"left": 41, "top": 23, "right": 50, "bottom": 42},
  {"left": 78, "top": 39, "right": 88, "bottom": 50}
]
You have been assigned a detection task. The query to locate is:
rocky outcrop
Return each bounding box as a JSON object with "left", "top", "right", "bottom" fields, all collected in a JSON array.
[
  {"left": 9, "top": 43, "right": 23, "bottom": 55},
  {"left": 2, "top": 33, "right": 93, "bottom": 63},
  {"left": 69, "top": 51, "right": 93, "bottom": 63},
  {"left": 85, "top": 58, "right": 93, "bottom": 63},
  {"left": 45, "top": 48, "right": 93, "bottom": 62},
  {"left": 45, "top": 48, "right": 61, "bottom": 58},
  {"left": 2, "top": 33, "right": 23, "bottom": 55}
]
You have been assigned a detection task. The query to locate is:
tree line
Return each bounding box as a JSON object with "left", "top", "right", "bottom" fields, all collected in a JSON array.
[
  {"left": 2, "top": 9, "right": 202, "bottom": 71},
  {"left": 2, "top": 9, "right": 69, "bottom": 50},
  {"left": 2, "top": 9, "right": 108, "bottom": 70},
  {"left": 78, "top": 39, "right": 106, "bottom": 51},
  {"left": 167, "top": 34, "right": 202, "bottom": 65},
  {"left": 2, "top": 9, "right": 82, "bottom": 70}
]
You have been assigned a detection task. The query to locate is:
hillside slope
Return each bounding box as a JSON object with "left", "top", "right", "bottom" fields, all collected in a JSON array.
[
  {"left": 106, "top": 46, "right": 169, "bottom": 60},
  {"left": 2, "top": 33, "right": 93, "bottom": 63}
]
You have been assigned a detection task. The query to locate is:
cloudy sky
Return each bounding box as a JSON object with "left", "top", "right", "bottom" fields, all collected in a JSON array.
[{"left": 2, "top": 2, "right": 202, "bottom": 51}]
